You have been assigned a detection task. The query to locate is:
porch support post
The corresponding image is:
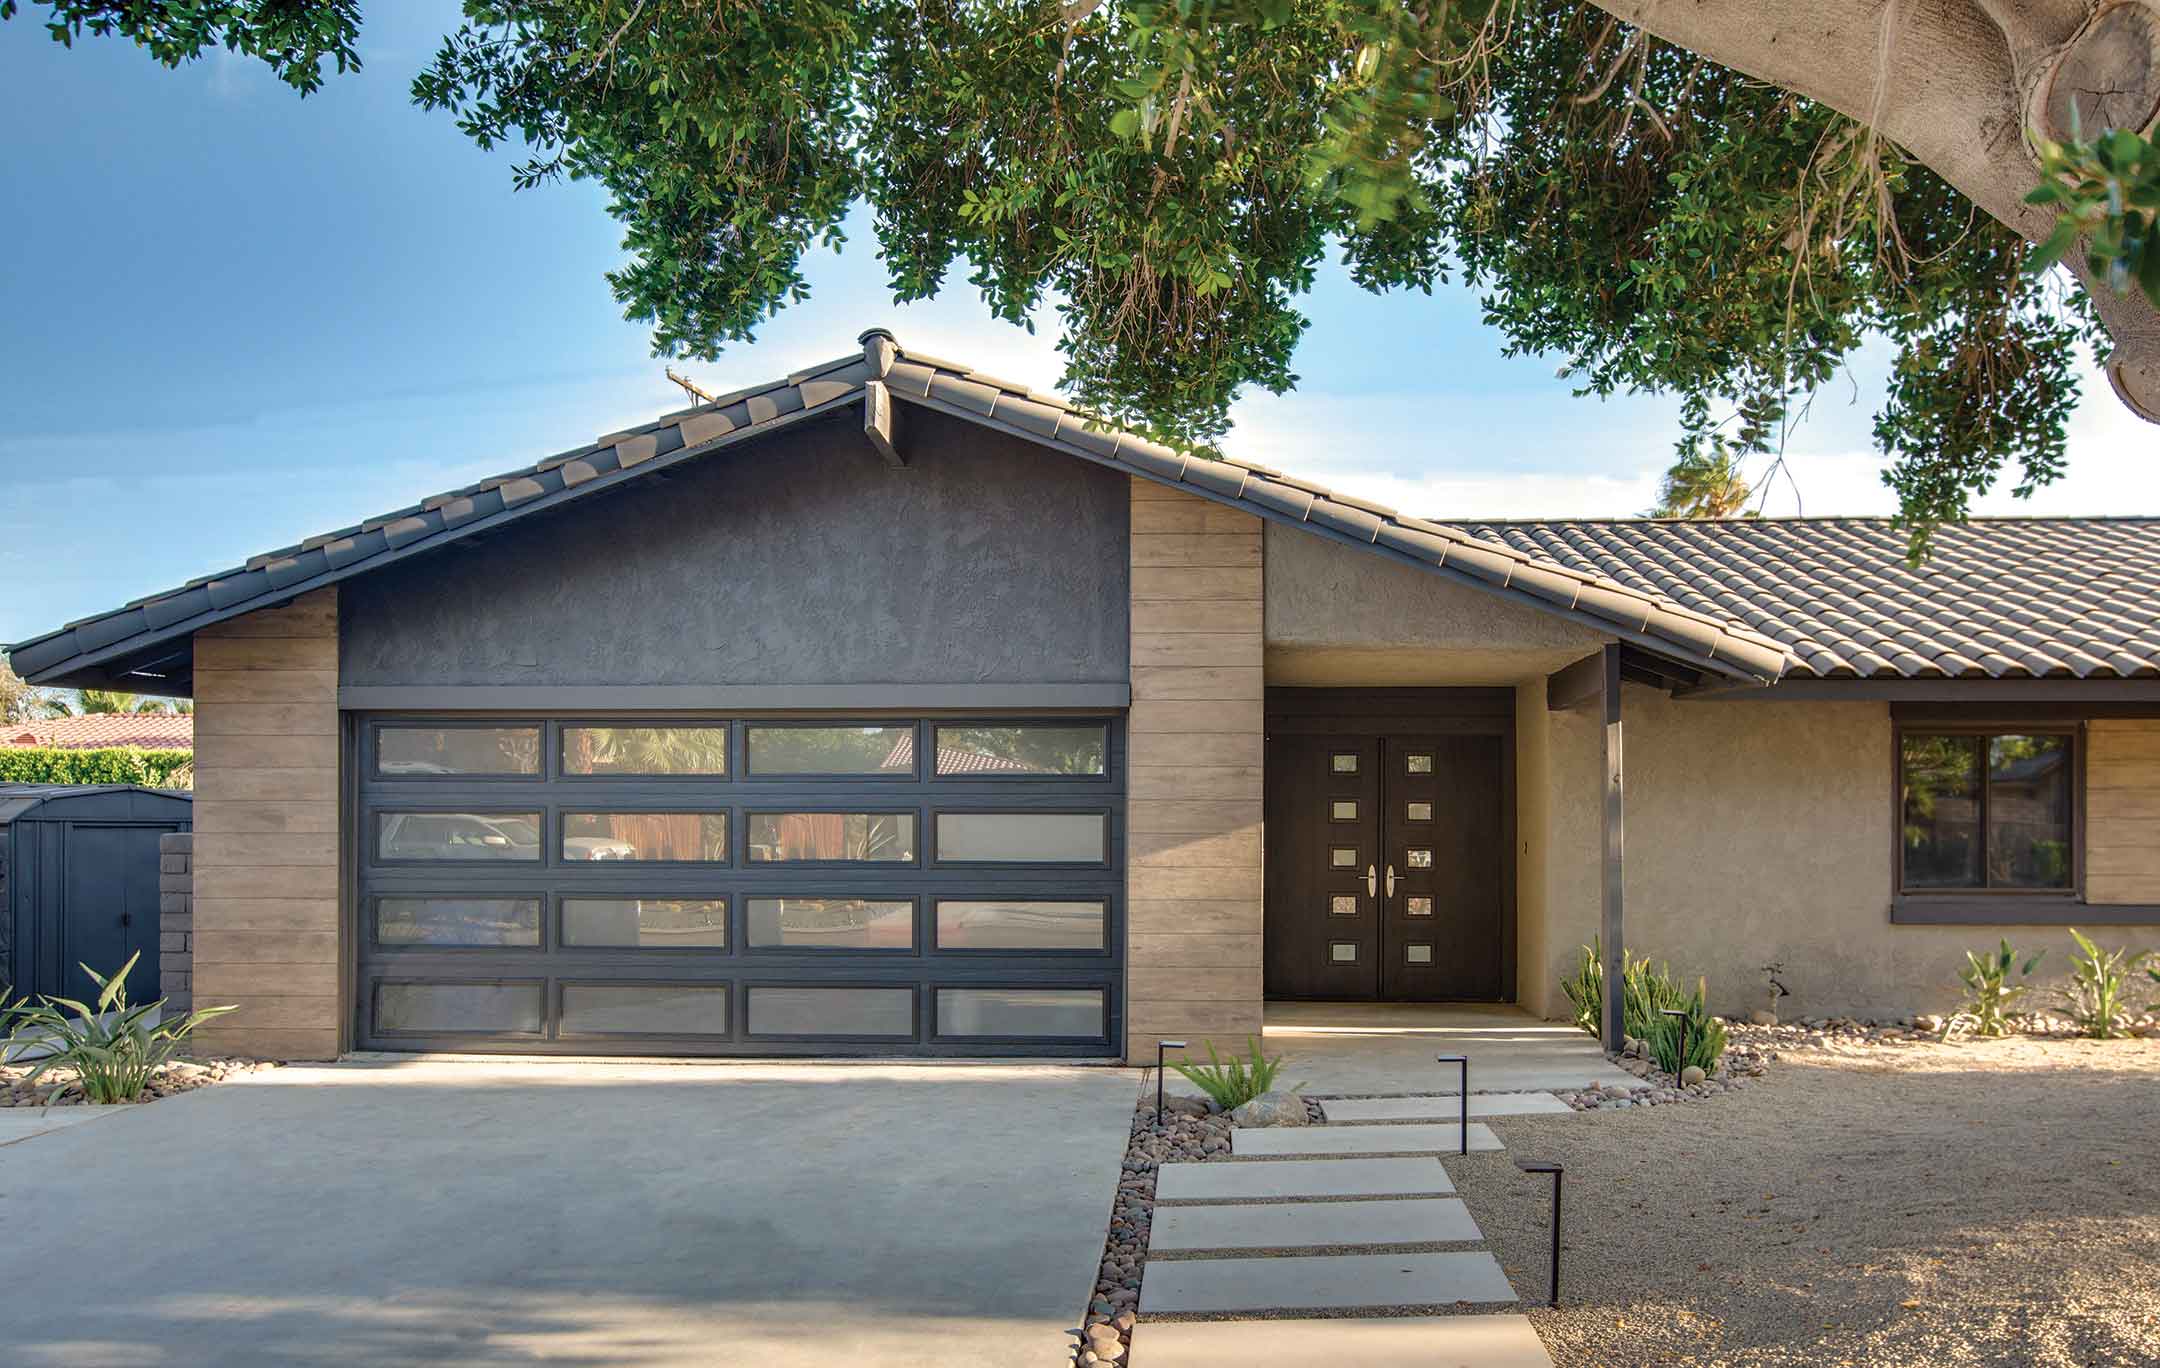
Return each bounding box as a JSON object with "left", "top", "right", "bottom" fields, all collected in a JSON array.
[{"left": 1599, "top": 643, "right": 1625, "bottom": 1054}]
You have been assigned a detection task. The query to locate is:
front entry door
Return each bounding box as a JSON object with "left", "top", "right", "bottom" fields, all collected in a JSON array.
[{"left": 1264, "top": 730, "right": 1505, "bottom": 1001}]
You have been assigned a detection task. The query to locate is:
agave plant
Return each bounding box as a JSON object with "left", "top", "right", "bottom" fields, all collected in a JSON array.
[
  {"left": 1, "top": 953, "right": 235, "bottom": 1105},
  {"left": 1954, "top": 939, "right": 2044, "bottom": 1037},
  {"left": 2057, "top": 929, "right": 2152, "bottom": 1041},
  {"left": 1169, "top": 1037, "right": 1294, "bottom": 1111}
]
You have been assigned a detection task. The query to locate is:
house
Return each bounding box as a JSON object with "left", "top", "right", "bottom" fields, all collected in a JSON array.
[
  {"left": 10, "top": 329, "right": 2159, "bottom": 1063},
  {"left": 3, "top": 713, "right": 194, "bottom": 751}
]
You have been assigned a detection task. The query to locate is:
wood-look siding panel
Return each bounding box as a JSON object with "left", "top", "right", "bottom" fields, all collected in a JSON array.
[
  {"left": 1128, "top": 800, "right": 1267, "bottom": 834},
  {"left": 1128, "top": 600, "right": 1265, "bottom": 634},
  {"left": 2087, "top": 720, "right": 2160, "bottom": 905},
  {"left": 1131, "top": 633, "right": 1265, "bottom": 668},
  {"left": 1127, "top": 766, "right": 1265, "bottom": 800},
  {"left": 1129, "top": 700, "right": 1265, "bottom": 735},
  {"left": 1130, "top": 665, "right": 1266, "bottom": 701}
]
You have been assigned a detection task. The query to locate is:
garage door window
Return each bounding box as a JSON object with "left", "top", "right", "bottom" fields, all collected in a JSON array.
[{"left": 357, "top": 715, "right": 1121, "bottom": 1057}]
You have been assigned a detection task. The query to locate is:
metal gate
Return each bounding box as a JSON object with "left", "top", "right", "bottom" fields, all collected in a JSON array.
[{"left": 351, "top": 715, "right": 1122, "bottom": 1056}]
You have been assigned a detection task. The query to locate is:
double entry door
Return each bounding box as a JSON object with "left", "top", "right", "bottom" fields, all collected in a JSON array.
[{"left": 1264, "top": 730, "right": 1506, "bottom": 1001}]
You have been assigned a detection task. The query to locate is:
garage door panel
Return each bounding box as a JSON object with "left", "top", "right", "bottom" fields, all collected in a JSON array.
[{"left": 354, "top": 714, "right": 1124, "bottom": 1057}]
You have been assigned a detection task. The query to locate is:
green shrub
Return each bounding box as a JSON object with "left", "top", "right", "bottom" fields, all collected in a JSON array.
[
  {"left": 2057, "top": 929, "right": 2152, "bottom": 1040},
  {"left": 1646, "top": 978, "right": 1728, "bottom": 1075},
  {"left": 1170, "top": 1038, "right": 1292, "bottom": 1111},
  {"left": 0, "top": 746, "right": 192, "bottom": 788},
  {"left": 2, "top": 953, "right": 235, "bottom": 1104},
  {"left": 1954, "top": 939, "right": 2044, "bottom": 1037},
  {"left": 1560, "top": 939, "right": 1694, "bottom": 1041}
]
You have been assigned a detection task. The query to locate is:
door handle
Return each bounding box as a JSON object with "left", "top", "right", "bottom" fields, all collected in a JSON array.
[
  {"left": 1385, "top": 865, "right": 1398, "bottom": 898},
  {"left": 1365, "top": 864, "right": 1377, "bottom": 898}
]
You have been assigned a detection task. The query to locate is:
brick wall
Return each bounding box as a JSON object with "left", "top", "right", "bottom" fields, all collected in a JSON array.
[{"left": 158, "top": 831, "right": 193, "bottom": 1015}]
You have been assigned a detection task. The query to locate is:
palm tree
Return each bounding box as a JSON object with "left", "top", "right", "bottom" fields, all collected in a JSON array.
[
  {"left": 68, "top": 689, "right": 184, "bottom": 716},
  {"left": 1650, "top": 449, "right": 1753, "bottom": 520}
]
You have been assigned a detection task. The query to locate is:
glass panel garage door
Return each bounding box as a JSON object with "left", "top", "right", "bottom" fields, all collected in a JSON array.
[{"left": 353, "top": 716, "right": 1122, "bottom": 1057}]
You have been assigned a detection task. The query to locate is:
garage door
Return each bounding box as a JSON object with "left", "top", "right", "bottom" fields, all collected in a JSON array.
[{"left": 352, "top": 716, "right": 1122, "bottom": 1057}]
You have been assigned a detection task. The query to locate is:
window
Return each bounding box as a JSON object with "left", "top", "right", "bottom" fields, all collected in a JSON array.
[
  {"left": 936, "top": 900, "right": 1106, "bottom": 950},
  {"left": 746, "top": 812, "right": 916, "bottom": 862},
  {"left": 747, "top": 897, "right": 914, "bottom": 950},
  {"left": 561, "top": 985, "right": 730, "bottom": 1036},
  {"left": 562, "top": 812, "right": 728, "bottom": 862},
  {"left": 746, "top": 725, "right": 913, "bottom": 776},
  {"left": 376, "top": 897, "right": 540, "bottom": 947},
  {"left": 561, "top": 898, "right": 729, "bottom": 948},
  {"left": 936, "top": 988, "right": 1104, "bottom": 1038},
  {"left": 934, "top": 725, "right": 1107, "bottom": 776},
  {"left": 747, "top": 986, "right": 914, "bottom": 1036},
  {"left": 377, "top": 982, "right": 543, "bottom": 1034},
  {"left": 376, "top": 812, "right": 542, "bottom": 862},
  {"left": 1900, "top": 730, "right": 2074, "bottom": 894},
  {"left": 935, "top": 812, "right": 1106, "bottom": 863},
  {"left": 563, "top": 725, "right": 729, "bottom": 775},
  {"left": 377, "top": 726, "right": 538, "bottom": 776}
]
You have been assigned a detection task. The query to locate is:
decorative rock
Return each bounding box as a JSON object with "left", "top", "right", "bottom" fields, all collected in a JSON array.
[
  {"left": 1229, "top": 1089, "right": 1310, "bottom": 1127},
  {"left": 1748, "top": 1009, "right": 1778, "bottom": 1026},
  {"left": 1679, "top": 1065, "right": 1706, "bottom": 1087}
]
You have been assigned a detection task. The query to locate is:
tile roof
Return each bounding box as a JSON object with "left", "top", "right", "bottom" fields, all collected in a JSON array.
[
  {"left": 3, "top": 713, "right": 195, "bottom": 750},
  {"left": 1462, "top": 518, "right": 2160, "bottom": 679}
]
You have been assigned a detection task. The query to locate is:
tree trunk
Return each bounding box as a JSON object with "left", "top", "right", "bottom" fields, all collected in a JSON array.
[{"left": 1589, "top": 0, "right": 2160, "bottom": 420}]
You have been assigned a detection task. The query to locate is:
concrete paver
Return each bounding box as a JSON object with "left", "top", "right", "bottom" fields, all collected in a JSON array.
[
  {"left": 1149, "top": 1197, "right": 1481, "bottom": 1251},
  {"left": 1132, "top": 1313, "right": 1554, "bottom": 1366},
  {"left": 1322, "top": 1092, "right": 1573, "bottom": 1123},
  {"left": 1155, "top": 1156, "right": 1454, "bottom": 1202},
  {"left": 1139, "top": 1250, "right": 1517, "bottom": 1315},
  {"left": 1232, "top": 1121, "right": 1502, "bottom": 1157},
  {"left": 0, "top": 1105, "right": 115, "bottom": 1148}
]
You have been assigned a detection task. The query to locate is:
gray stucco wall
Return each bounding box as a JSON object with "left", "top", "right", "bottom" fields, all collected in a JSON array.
[{"left": 340, "top": 408, "right": 1130, "bottom": 687}]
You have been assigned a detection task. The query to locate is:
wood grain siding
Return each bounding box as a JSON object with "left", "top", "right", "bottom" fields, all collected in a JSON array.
[
  {"left": 1126, "top": 479, "right": 1265, "bottom": 1062},
  {"left": 2087, "top": 719, "right": 2160, "bottom": 904},
  {"left": 189, "top": 588, "right": 342, "bottom": 1060}
]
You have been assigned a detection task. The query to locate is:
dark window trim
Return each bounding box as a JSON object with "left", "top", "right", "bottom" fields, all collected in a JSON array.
[
  {"left": 369, "top": 892, "right": 548, "bottom": 953},
  {"left": 555, "top": 979, "right": 735, "bottom": 1039},
  {"left": 369, "top": 720, "right": 543, "bottom": 781},
  {"left": 742, "top": 721, "right": 921, "bottom": 782},
  {"left": 559, "top": 808, "right": 733, "bottom": 866},
  {"left": 1891, "top": 718, "right": 2084, "bottom": 921},
  {"left": 928, "top": 719, "right": 1115, "bottom": 783},
  {"left": 931, "top": 983, "right": 1111, "bottom": 1043},
  {"left": 558, "top": 718, "right": 735, "bottom": 781},
  {"left": 742, "top": 893, "right": 922, "bottom": 956}
]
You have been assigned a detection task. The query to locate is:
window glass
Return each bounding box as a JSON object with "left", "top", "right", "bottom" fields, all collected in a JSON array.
[
  {"left": 562, "top": 812, "right": 728, "bottom": 862},
  {"left": 561, "top": 985, "right": 730, "bottom": 1036},
  {"left": 936, "top": 812, "right": 1106, "bottom": 863},
  {"left": 377, "top": 727, "right": 539, "bottom": 776},
  {"left": 747, "top": 987, "right": 914, "bottom": 1036},
  {"left": 561, "top": 898, "right": 728, "bottom": 947},
  {"left": 376, "top": 897, "right": 540, "bottom": 947},
  {"left": 747, "top": 897, "right": 915, "bottom": 950},
  {"left": 746, "top": 812, "right": 916, "bottom": 862},
  {"left": 1328, "top": 895, "right": 1357, "bottom": 917},
  {"left": 563, "top": 726, "right": 729, "bottom": 776},
  {"left": 937, "top": 989, "right": 1104, "bottom": 1038},
  {"left": 1329, "top": 942, "right": 1358, "bottom": 963},
  {"left": 1987, "top": 734, "right": 2073, "bottom": 889},
  {"left": 1331, "top": 800, "right": 1358, "bottom": 820},
  {"left": 377, "top": 812, "right": 542, "bottom": 862},
  {"left": 377, "top": 982, "right": 542, "bottom": 1034},
  {"left": 1901, "top": 735, "right": 1984, "bottom": 889},
  {"left": 746, "top": 725, "right": 914, "bottom": 776},
  {"left": 933, "top": 725, "right": 1107, "bottom": 776},
  {"left": 936, "top": 900, "right": 1106, "bottom": 950}
]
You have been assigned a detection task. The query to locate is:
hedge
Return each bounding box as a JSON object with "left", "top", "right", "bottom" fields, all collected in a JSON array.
[{"left": 0, "top": 746, "right": 194, "bottom": 788}]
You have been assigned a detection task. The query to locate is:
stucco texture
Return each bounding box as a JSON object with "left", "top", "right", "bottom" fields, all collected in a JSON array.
[
  {"left": 1516, "top": 684, "right": 2154, "bottom": 1022},
  {"left": 339, "top": 409, "right": 1129, "bottom": 687}
]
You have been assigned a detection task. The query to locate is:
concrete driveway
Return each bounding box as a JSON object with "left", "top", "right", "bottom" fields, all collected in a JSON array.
[{"left": 0, "top": 1059, "right": 1138, "bottom": 1366}]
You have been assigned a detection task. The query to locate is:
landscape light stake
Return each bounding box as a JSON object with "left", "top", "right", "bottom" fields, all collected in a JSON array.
[
  {"left": 1516, "top": 1159, "right": 1564, "bottom": 1307},
  {"left": 1156, "top": 1039, "right": 1187, "bottom": 1127},
  {"left": 1661, "top": 1007, "right": 1690, "bottom": 1083},
  {"left": 1436, "top": 1054, "right": 1469, "bottom": 1153}
]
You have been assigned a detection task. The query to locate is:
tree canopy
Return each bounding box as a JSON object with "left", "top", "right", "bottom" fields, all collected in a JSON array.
[{"left": 11, "top": 0, "right": 2156, "bottom": 551}]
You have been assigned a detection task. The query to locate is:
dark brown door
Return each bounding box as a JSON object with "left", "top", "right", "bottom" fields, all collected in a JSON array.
[
  {"left": 1264, "top": 734, "right": 1381, "bottom": 998},
  {"left": 1265, "top": 729, "right": 1505, "bottom": 1001},
  {"left": 1379, "top": 734, "right": 1505, "bottom": 1000}
]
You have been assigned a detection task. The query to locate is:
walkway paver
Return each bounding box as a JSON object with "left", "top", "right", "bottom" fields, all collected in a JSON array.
[
  {"left": 1155, "top": 1156, "right": 1453, "bottom": 1202},
  {"left": 1150, "top": 1197, "right": 1481, "bottom": 1251},
  {"left": 1322, "top": 1092, "right": 1572, "bottom": 1123},
  {"left": 1232, "top": 1121, "right": 1502, "bottom": 1157},
  {"left": 0, "top": 1105, "right": 114, "bottom": 1149},
  {"left": 1132, "top": 1313, "right": 1554, "bottom": 1367},
  {"left": 1139, "top": 1250, "right": 1517, "bottom": 1315}
]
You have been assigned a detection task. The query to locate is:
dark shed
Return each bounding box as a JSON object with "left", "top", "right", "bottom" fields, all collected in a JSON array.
[{"left": 0, "top": 785, "right": 192, "bottom": 1004}]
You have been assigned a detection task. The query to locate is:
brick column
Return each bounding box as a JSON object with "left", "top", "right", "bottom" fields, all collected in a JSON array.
[
  {"left": 1124, "top": 478, "right": 1266, "bottom": 1063},
  {"left": 158, "top": 832, "right": 193, "bottom": 1016},
  {"left": 189, "top": 587, "right": 341, "bottom": 1060}
]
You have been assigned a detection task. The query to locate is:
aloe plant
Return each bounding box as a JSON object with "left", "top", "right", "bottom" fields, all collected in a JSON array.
[
  {"left": 2057, "top": 929, "right": 2152, "bottom": 1041},
  {"left": 1954, "top": 939, "right": 2044, "bottom": 1037},
  {"left": 1169, "top": 1037, "right": 1292, "bottom": 1111},
  {"left": 1, "top": 953, "right": 235, "bottom": 1104}
]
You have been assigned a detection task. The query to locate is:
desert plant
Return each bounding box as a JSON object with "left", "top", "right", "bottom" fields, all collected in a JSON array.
[
  {"left": 0, "top": 953, "right": 235, "bottom": 1104},
  {"left": 1169, "top": 1038, "right": 1291, "bottom": 1111},
  {"left": 1645, "top": 977, "right": 1729, "bottom": 1076},
  {"left": 2056, "top": 929, "right": 2152, "bottom": 1040},
  {"left": 1560, "top": 939, "right": 1694, "bottom": 1042},
  {"left": 1953, "top": 939, "right": 2044, "bottom": 1037}
]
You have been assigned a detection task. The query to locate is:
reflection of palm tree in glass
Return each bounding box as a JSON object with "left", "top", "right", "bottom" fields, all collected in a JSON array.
[{"left": 569, "top": 726, "right": 729, "bottom": 775}]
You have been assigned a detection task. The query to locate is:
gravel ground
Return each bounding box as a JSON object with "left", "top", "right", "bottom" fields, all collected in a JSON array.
[
  {"left": 2, "top": 1055, "right": 274, "bottom": 1106},
  {"left": 1452, "top": 1035, "right": 2160, "bottom": 1367}
]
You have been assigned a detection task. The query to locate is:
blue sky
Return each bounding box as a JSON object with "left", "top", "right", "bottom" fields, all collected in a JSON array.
[{"left": 2, "top": 5, "right": 2149, "bottom": 650}]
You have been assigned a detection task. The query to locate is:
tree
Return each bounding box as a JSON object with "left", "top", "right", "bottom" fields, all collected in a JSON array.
[
  {"left": 0, "top": 654, "right": 60, "bottom": 726},
  {"left": 14, "top": 0, "right": 2160, "bottom": 550},
  {"left": 1650, "top": 449, "right": 1753, "bottom": 520}
]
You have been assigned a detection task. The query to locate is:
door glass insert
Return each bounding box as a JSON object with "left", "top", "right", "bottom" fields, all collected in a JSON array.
[
  {"left": 1405, "top": 896, "right": 1433, "bottom": 916},
  {"left": 1405, "top": 753, "right": 1434, "bottom": 773},
  {"left": 563, "top": 725, "right": 729, "bottom": 775},
  {"left": 936, "top": 900, "right": 1106, "bottom": 950},
  {"left": 1405, "top": 801, "right": 1433, "bottom": 821},
  {"left": 562, "top": 812, "right": 728, "bottom": 862},
  {"left": 1331, "top": 752, "right": 1359, "bottom": 773},
  {"left": 377, "top": 726, "right": 539, "bottom": 776},
  {"left": 935, "top": 812, "right": 1106, "bottom": 863},
  {"left": 1328, "top": 942, "right": 1358, "bottom": 963},
  {"left": 377, "top": 982, "right": 542, "bottom": 1034},
  {"left": 1330, "top": 847, "right": 1357, "bottom": 868},
  {"left": 1405, "top": 944, "right": 1434, "bottom": 964},
  {"left": 561, "top": 985, "right": 730, "bottom": 1036},
  {"left": 1406, "top": 848, "right": 1433, "bottom": 869},
  {"left": 746, "top": 812, "right": 916, "bottom": 862},
  {"left": 561, "top": 897, "right": 728, "bottom": 948},
  {"left": 1329, "top": 894, "right": 1358, "bottom": 916},
  {"left": 376, "top": 897, "right": 540, "bottom": 948},
  {"left": 376, "top": 812, "right": 542, "bottom": 862},
  {"left": 747, "top": 986, "right": 914, "bottom": 1036},
  {"left": 1330, "top": 800, "right": 1358, "bottom": 821},
  {"left": 933, "top": 725, "right": 1107, "bottom": 776},
  {"left": 937, "top": 988, "right": 1104, "bottom": 1038},
  {"left": 746, "top": 897, "right": 914, "bottom": 950},
  {"left": 746, "top": 725, "right": 914, "bottom": 776}
]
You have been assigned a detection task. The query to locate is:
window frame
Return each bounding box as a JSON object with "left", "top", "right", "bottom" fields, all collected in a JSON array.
[{"left": 1891, "top": 718, "right": 2084, "bottom": 923}]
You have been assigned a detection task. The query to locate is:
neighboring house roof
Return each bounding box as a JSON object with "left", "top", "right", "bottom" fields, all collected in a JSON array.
[
  {"left": 3, "top": 714, "right": 194, "bottom": 750},
  {"left": 1466, "top": 519, "right": 2160, "bottom": 680},
  {"left": 881, "top": 732, "right": 1036, "bottom": 775}
]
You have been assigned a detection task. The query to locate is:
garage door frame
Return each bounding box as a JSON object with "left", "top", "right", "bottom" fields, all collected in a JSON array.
[{"left": 345, "top": 711, "right": 1125, "bottom": 1058}]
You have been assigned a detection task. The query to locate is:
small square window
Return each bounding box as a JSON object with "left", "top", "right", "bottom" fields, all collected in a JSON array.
[
  {"left": 1331, "top": 752, "right": 1359, "bottom": 774},
  {"left": 1329, "top": 894, "right": 1358, "bottom": 916},
  {"left": 1330, "top": 847, "right": 1358, "bottom": 868},
  {"left": 1406, "top": 848, "right": 1433, "bottom": 869},
  {"left": 1405, "top": 896, "right": 1433, "bottom": 916},
  {"left": 1405, "top": 801, "right": 1433, "bottom": 821},
  {"left": 1405, "top": 944, "right": 1434, "bottom": 965},
  {"left": 1405, "top": 753, "right": 1434, "bottom": 774},
  {"left": 1331, "top": 800, "right": 1359, "bottom": 821},
  {"left": 1329, "top": 942, "right": 1358, "bottom": 963}
]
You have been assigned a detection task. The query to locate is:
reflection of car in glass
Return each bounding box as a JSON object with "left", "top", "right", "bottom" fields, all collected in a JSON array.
[
  {"left": 377, "top": 760, "right": 455, "bottom": 776},
  {"left": 562, "top": 832, "right": 638, "bottom": 861},
  {"left": 380, "top": 812, "right": 542, "bottom": 860}
]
